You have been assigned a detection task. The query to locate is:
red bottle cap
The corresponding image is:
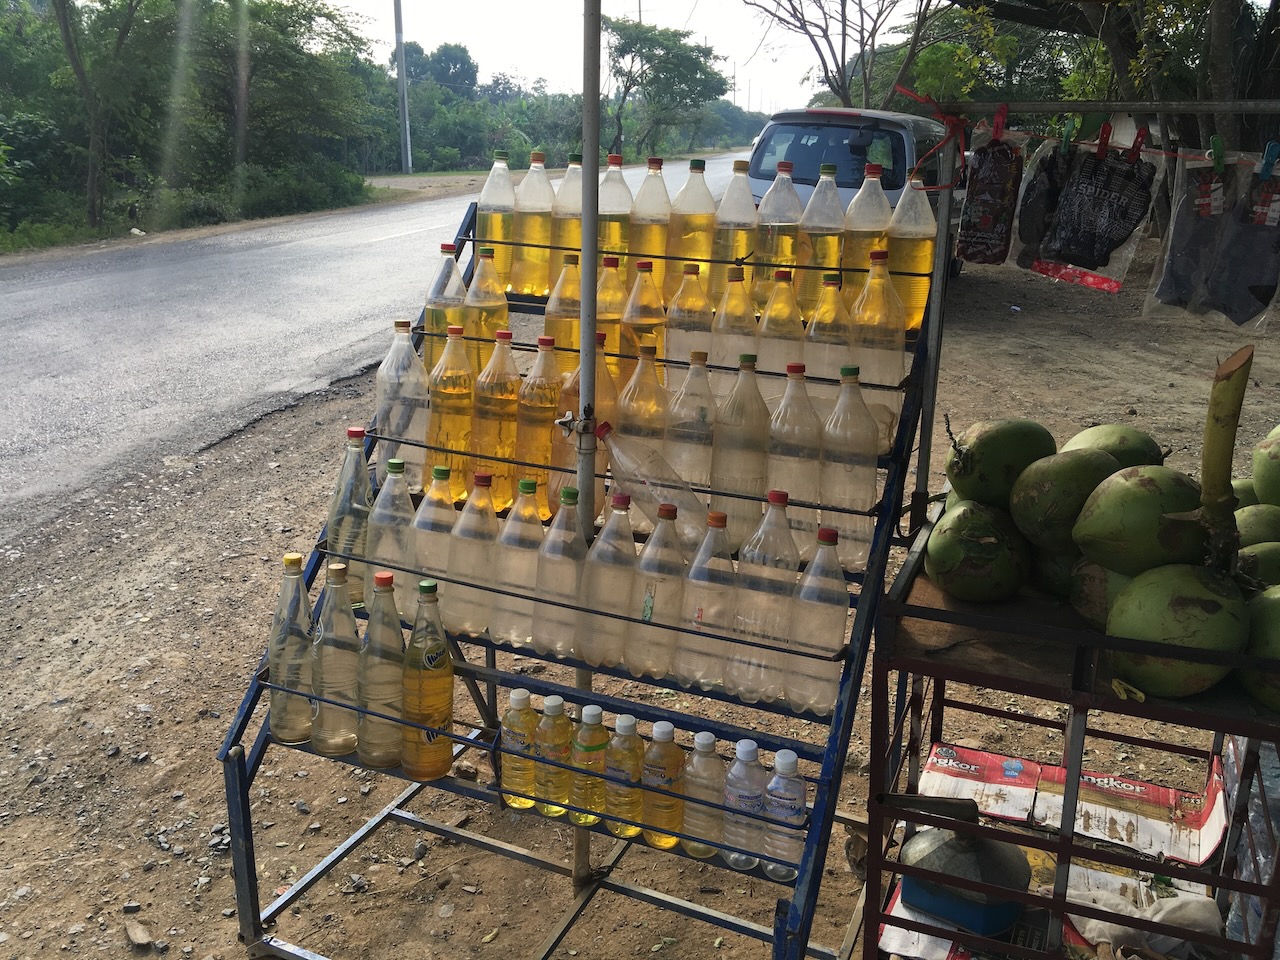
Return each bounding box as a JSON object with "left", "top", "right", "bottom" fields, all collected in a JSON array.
[
  {"left": 786, "top": 362, "right": 806, "bottom": 376},
  {"left": 817, "top": 527, "right": 839, "bottom": 545},
  {"left": 603, "top": 256, "right": 620, "bottom": 268},
  {"left": 707, "top": 511, "right": 728, "bottom": 529},
  {"left": 611, "top": 493, "right": 631, "bottom": 509},
  {"left": 774, "top": 269, "right": 791, "bottom": 281},
  {"left": 538, "top": 336, "right": 555, "bottom": 347},
  {"left": 447, "top": 325, "right": 464, "bottom": 335},
  {"left": 440, "top": 243, "right": 456, "bottom": 253},
  {"left": 473, "top": 473, "right": 492, "bottom": 487},
  {"left": 374, "top": 571, "right": 394, "bottom": 588},
  {"left": 595, "top": 332, "right": 608, "bottom": 346},
  {"left": 346, "top": 426, "right": 365, "bottom": 439},
  {"left": 648, "top": 157, "right": 663, "bottom": 168},
  {"left": 657, "top": 503, "right": 677, "bottom": 520},
  {"left": 767, "top": 490, "right": 789, "bottom": 506},
  {"left": 865, "top": 164, "right": 883, "bottom": 177},
  {"left": 870, "top": 250, "right": 889, "bottom": 263},
  {"left": 608, "top": 154, "right": 623, "bottom": 164},
  {"left": 777, "top": 160, "right": 793, "bottom": 174},
  {"left": 683, "top": 263, "right": 700, "bottom": 275},
  {"left": 636, "top": 261, "right": 653, "bottom": 271},
  {"left": 495, "top": 329, "right": 513, "bottom": 341},
  {"left": 595, "top": 421, "right": 614, "bottom": 439},
  {"left": 531, "top": 151, "right": 545, "bottom": 162}
]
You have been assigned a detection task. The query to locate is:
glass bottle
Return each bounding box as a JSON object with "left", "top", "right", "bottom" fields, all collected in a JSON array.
[
  {"left": 762, "top": 749, "right": 807, "bottom": 882},
  {"left": 534, "top": 694, "right": 573, "bottom": 817},
  {"left": 663, "top": 159, "right": 717, "bottom": 304},
  {"left": 767, "top": 365, "right": 823, "bottom": 561},
  {"left": 619, "top": 261, "right": 666, "bottom": 384},
  {"left": 269, "top": 552, "right": 313, "bottom": 745},
  {"left": 462, "top": 247, "right": 510, "bottom": 374},
  {"left": 575, "top": 493, "right": 638, "bottom": 668},
  {"left": 709, "top": 266, "right": 758, "bottom": 401},
  {"left": 310, "top": 562, "right": 359, "bottom": 757},
  {"left": 357, "top": 571, "right": 403, "bottom": 769},
  {"left": 374, "top": 319, "right": 430, "bottom": 491},
  {"left": 568, "top": 703, "right": 610, "bottom": 826},
  {"left": 500, "top": 687, "right": 539, "bottom": 809},
  {"left": 624, "top": 502, "right": 686, "bottom": 680},
  {"left": 550, "top": 152, "right": 583, "bottom": 290},
  {"left": 709, "top": 159, "right": 757, "bottom": 303},
  {"left": 426, "top": 326, "right": 475, "bottom": 502},
  {"left": 709, "top": 356, "right": 770, "bottom": 552},
  {"left": 886, "top": 175, "right": 937, "bottom": 334},
  {"left": 803, "top": 273, "right": 854, "bottom": 417},
  {"left": 605, "top": 713, "right": 645, "bottom": 838},
  {"left": 411, "top": 465, "right": 455, "bottom": 587},
  {"left": 751, "top": 160, "right": 803, "bottom": 310},
  {"left": 423, "top": 242, "right": 467, "bottom": 374},
  {"left": 722, "top": 739, "right": 770, "bottom": 871},
  {"left": 629, "top": 156, "right": 671, "bottom": 295},
  {"left": 663, "top": 351, "right": 716, "bottom": 504},
  {"left": 515, "top": 336, "right": 563, "bottom": 520},
  {"left": 841, "top": 163, "right": 892, "bottom": 300},
  {"left": 596, "top": 255, "right": 627, "bottom": 379},
  {"left": 531, "top": 486, "right": 588, "bottom": 658},
  {"left": 472, "top": 329, "right": 520, "bottom": 510},
  {"left": 786, "top": 527, "right": 850, "bottom": 716},
  {"left": 727, "top": 490, "right": 800, "bottom": 704},
  {"left": 510, "top": 150, "right": 556, "bottom": 296},
  {"left": 616, "top": 343, "right": 671, "bottom": 533},
  {"left": 672, "top": 511, "right": 737, "bottom": 691},
  {"left": 489, "top": 479, "right": 544, "bottom": 647},
  {"left": 850, "top": 249, "right": 907, "bottom": 455},
  {"left": 820, "top": 366, "right": 878, "bottom": 571},
  {"left": 665, "top": 263, "right": 714, "bottom": 370},
  {"left": 441, "top": 472, "right": 498, "bottom": 638},
  {"left": 756, "top": 268, "right": 806, "bottom": 386},
  {"left": 796, "top": 163, "right": 845, "bottom": 317},
  {"left": 543, "top": 255, "right": 582, "bottom": 379},
  {"left": 551, "top": 332, "right": 617, "bottom": 512},
  {"left": 401, "top": 580, "right": 454, "bottom": 781},
  {"left": 595, "top": 422, "right": 706, "bottom": 557},
  {"left": 642, "top": 721, "right": 684, "bottom": 850},
  {"left": 326, "top": 426, "right": 373, "bottom": 607},
  {"left": 681, "top": 731, "right": 727, "bottom": 859},
  {"left": 597, "top": 152, "right": 633, "bottom": 270},
  {"left": 364, "top": 457, "right": 417, "bottom": 619},
  {"left": 477, "top": 150, "right": 516, "bottom": 284}
]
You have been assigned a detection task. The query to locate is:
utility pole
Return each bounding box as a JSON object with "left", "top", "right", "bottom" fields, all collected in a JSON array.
[{"left": 393, "top": 0, "right": 412, "bottom": 173}]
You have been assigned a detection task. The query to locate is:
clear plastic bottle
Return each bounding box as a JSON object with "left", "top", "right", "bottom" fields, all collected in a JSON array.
[
  {"left": 515, "top": 337, "right": 563, "bottom": 520},
  {"left": 551, "top": 333, "right": 618, "bottom": 513},
  {"left": 664, "top": 264, "right": 714, "bottom": 370},
  {"left": 426, "top": 326, "right": 475, "bottom": 502},
  {"left": 642, "top": 720, "right": 684, "bottom": 849},
  {"left": 619, "top": 261, "right": 666, "bottom": 383},
  {"left": 268, "top": 552, "right": 313, "bottom": 745},
  {"left": 543, "top": 255, "right": 582, "bottom": 379},
  {"left": 597, "top": 153, "right": 633, "bottom": 271},
  {"left": 786, "top": 527, "right": 850, "bottom": 715},
  {"left": 605, "top": 713, "right": 645, "bottom": 838},
  {"left": 850, "top": 250, "right": 907, "bottom": 455},
  {"left": 820, "top": 366, "right": 878, "bottom": 571},
  {"left": 709, "top": 159, "right": 757, "bottom": 303},
  {"left": 796, "top": 164, "right": 845, "bottom": 316},
  {"left": 441, "top": 472, "right": 498, "bottom": 638},
  {"left": 756, "top": 269, "right": 806, "bottom": 387},
  {"left": 569, "top": 703, "right": 610, "bottom": 826},
  {"left": 534, "top": 694, "right": 573, "bottom": 817},
  {"left": 681, "top": 731, "right": 727, "bottom": 859},
  {"left": 624, "top": 502, "right": 686, "bottom": 679},
  {"left": 616, "top": 343, "right": 671, "bottom": 533},
  {"left": 550, "top": 152, "right": 583, "bottom": 290},
  {"left": 531, "top": 486, "right": 588, "bottom": 658},
  {"left": 710, "top": 356, "right": 770, "bottom": 552},
  {"left": 722, "top": 739, "right": 770, "bottom": 871},
  {"left": 767, "top": 366, "right": 823, "bottom": 561},
  {"left": 472, "top": 329, "right": 520, "bottom": 510},
  {"left": 762, "top": 749, "right": 807, "bottom": 881},
  {"left": 595, "top": 422, "right": 706, "bottom": 557},
  {"left": 841, "top": 163, "right": 892, "bottom": 299},
  {"left": 462, "top": 247, "right": 510, "bottom": 374},
  {"left": 489, "top": 479, "right": 544, "bottom": 647},
  {"left": 886, "top": 175, "right": 936, "bottom": 334},
  {"left": 709, "top": 266, "right": 758, "bottom": 401},
  {"left": 500, "top": 688, "right": 539, "bottom": 809},
  {"left": 411, "top": 465, "right": 456, "bottom": 586},
  {"left": 629, "top": 157, "right": 671, "bottom": 295},
  {"left": 596, "top": 255, "right": 627, "bottom": 379},
  {"left": 310, "top": 562, "right": 359, "bottom": 757},
  {"left": 375, "top": 319, "right": 430, "bottom": 491},
  {"left": 751, "top": 160, "right": 804, "bottom": 309},
  {"left": 401, "top": 580, "right": 454, "bottom": 781},
  {"left": 423, "top": 243, "right": 467, "bottom": 374},
  {"left": 804, "top": 273, "right": 855, "bottom": 418},
  {"left": 663, "top": 351, "right": 716, "bottom": 504},
  {"left": 358, "top": 571, "right": 403, "bottom": 769},
  {"left": 477, "top": 150, "right": 516, "bottom": 285},
  {"left": 510, "top": 150, "right": 556, "bottom": 296},
  {"left": 727, "top": 490, "right": 800, "bottom": 704},
  {"left": 575, "top": 493, "right": 638, "bottom": 668},
  {"left": 672, "top": 511, "right": 737, "bottom": 691},
  {"left": 326, "top": 426, "right": 373, "bottom": 607},
  {"left": 664, "top": 159, "right": 717, "bottom": 304},
  {"left": 364, "top": 457, "right": 418, "bottom": 619}
]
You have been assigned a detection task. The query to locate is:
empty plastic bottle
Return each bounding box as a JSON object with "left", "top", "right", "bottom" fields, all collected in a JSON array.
[
  {"left": 804, "top": 273, "right": 855, "bottom": 418},
  {"left": 727, "top": 491, "right": 800, "bottom": 704},
  {"left": 268, "top": 552, "right": 313, "bottom": 745},
  {"left": 605, "top": 713, "right": 645, "bottom": 838},
  {"left": 327, "top": 426, "right": 373, "bottom": 607},
  {"left": 850, "top": 250, "right": 907, "bottom": 455},
  {"left": 820, "top": 366, "right": 878, "bottom": 571},
  {"left": 597, "top": 153, "right": 633, "bottom": 270},
  {"left": 619, "top": 261, "right": 666, "bottom": 383},
  {"left": 575, "top": 493, "right": 638, "bottom": 668},
  {"left": 663, "top": 351, "right": 716, "bottom": 504},
  {"left": 551, "top": 332, "right": 618, "bottom": 513},
  {"left": 543, "top": 256, "right": 582, "bottom": 378},
  {"left": 358, "top": 571, "right": 403, "bottom": 769},
  {"left": 477, "top": 150, "right": 516, "bottom": 284},
  {"left": 710, "top": 356, "right": 770, "bottom": 552},
  {"left": 629, "top": 157, "right": 671, "bottom": 294},
  {"left": 534, "top": 694, "right": 573, "bottom": 817},
  {"left": 709, "top": 159, "right": 757, "bottom": 303},
  {"left": 531, "top": 486, "right": 588, "bottom": 658},
  {"left": 722, "top": 739, "right": 770, "bottom": 870},
  {"left": 500, "top": 688, "right": 539, "bottom": 809},
  {"left": 681, "top": 731, "right": 727, "bottom": 859},
  {"left": 310, "top": 562, "right": 359, "bottom": 757},
  {"left": 364, "top": 458, "right": 417, "bottom": 619},
  {"left": 664, "top": 159, "right": 716, "bottom": 304},
  {"left": 709, "top": 266, "right": 758, "bottom": 401},
  {"left": 569, "top": 703, "right": 609, "bottom": 826},
  {"left": 664, "top": 264, "right": 714, "bottom": 370},
  {"left": 441, "top": 472, "right": 498, "bottom": 638},
  {"left": 510, "top": 150, "right": 556, "bottom": 296},
  {"left": 462, "top": 247, "right": 510, "bottom": 374},
  {"left": 515, "top": 338, "right": 562, "bottom": 521},
  {"left": 842, "top": 163, "right": 892, "bottom": 298},
  {"left": 752, "top": 160, "right": 804, "bottom": 309},
  {"left": 401, "top": 580, "right": 454, "bottom": 781},
  {"left": 595, "top": 422, "right": 706, "bottom": 557},
  {"left": 796, "top": 163, "right": 845, "bottom": 316},
  {"left": 596, "top": 255, "right": 627, "bottom": 379},
  {"left": 616, "top": 343, "right": 671, "bottom": 534},
  {"left": 423, "top": 243, "right": 467, "bottom": 374},
  {"left": 489, "top": 479, "right": 544, "bottom": 647},
  {"left": 472, "top": 329, "right": 521, "bottom": 510},
  {"left": 411, "top": 465, "right": 456, "bottom": 587},
  {"left": 886, "top": 174, "right": 937, "bottom": 334},
  {"left": 375, "top": 319, "right": 430, "bottom": 491},
  {"left": 672, "top": 511, "right": 737, "bottom": 691},
  {"left": 550, "top": 152, "right": 583, "bottom": 291},
  {"left": 625, "top": 503, "right": 686, "bottom": 680},
  {"left": 757, "top": 269, "right": 806, "bottom": 387},
  {"left": 767, "top": 366, "right": 823, "bottom": 561},
  {"left": 763, "top": 749, "right": 807, "bottom": 881},
  {"left": 642, "top": 721, "right": 684, "bottom": 849},
  {"left": 786, "top": 527, "right": 850, "bottom": 715},
  {"left": 426, "top": 326, "right": 475, "bottom": 502}
]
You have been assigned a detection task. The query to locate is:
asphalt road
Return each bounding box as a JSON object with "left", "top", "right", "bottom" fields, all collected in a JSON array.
[{"left": 0, "top": 153, "right": 746, "bottom": 538}]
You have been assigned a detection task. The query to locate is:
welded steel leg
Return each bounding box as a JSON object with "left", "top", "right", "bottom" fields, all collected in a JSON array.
[{"left": 223, "top": 744, "right": 264, "bottom": 947}]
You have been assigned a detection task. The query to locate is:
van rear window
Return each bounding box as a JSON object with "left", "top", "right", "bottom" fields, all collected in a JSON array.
[{"left": 750, "top": 122, "right": 908, "bottom": 191}]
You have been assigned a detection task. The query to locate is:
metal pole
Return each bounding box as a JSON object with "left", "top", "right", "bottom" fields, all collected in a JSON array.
[{"left": 393, "top": 0, "right": 412, "bottom": 174}]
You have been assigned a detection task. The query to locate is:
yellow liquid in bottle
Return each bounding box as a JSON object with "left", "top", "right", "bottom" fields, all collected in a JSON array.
[
  {"left": 887, "top": 235, "right": 935, "bottom": 333},
  {"left": 841, "top": 229, "right": 885, "bottom": 305},
  {"left": 709, "top": 225, "right": 755, "bottom": 304},
  {"left": 751, "top": 224, "right": 800, "bottom": 308},
  {"left": 472, "top": 384, "right": 519, "bottom": 512},
  {"left": 796, "top": 230, "right": 843, "bottom": 316},
  {"left": 641, "top": 740, "right": 684, "bottom": 849},
  {"left": 476, "top": 210, "right": 514, "bottom": 283},
  {"left": 510, "top": 210, "right": 553, "bottom": 296},
  {"left": 550, "top": 215, "right": 582, "bottom": 294},
  {"left": 605, "top": 734, "right": 645, "bottom": 838},
  {"left": 400, "top": 643, "right": 454, "bottom": 781},
  {"left": 664, "top": 211, "right": 716, "bottom": 302},
  {"left": 427, "top": 381, "right": 473, "bottom": 502},
  {"left": 463, "top": 301, "right": 509, "bottom": 373},
  {"left": 515, "top": 385, "right": 561, "bottom": 521},
  {"left": 423, "top": 300, "right": 464, "bottom": 374},
  {"left": 628, "top": 221, "right": 669, "bottom": 295},
  {"left": 596, "top": 214, "right": 630, "bottom": 271},
  {"left": 500, "top": 706, "right": 539, "bottom": 809},
  {"left": 568, "top": 722, "right": 610, "bottom": 826},
  {"left": 543, "top": 312, "right": 580, "bottom": 379},
  {"left": 535, "top": 713, "right": 573, "bottom": 817}
]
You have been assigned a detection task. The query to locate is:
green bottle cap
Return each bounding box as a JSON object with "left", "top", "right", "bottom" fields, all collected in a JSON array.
[
  {"left": 386, "top": 458, "right": 404, "bottom": 474},
  {"left": 518, "top": 479, "right": 537, "bottom": 495},
  {"left": 432, "top": 465, "right": 451, "bottom": 480},
  {"left": 479, "top": 246, "right": 496, "bottom": 257},
  {"left": 494, "top": 150, "right": 509, "bottom": 160},
  {"left": 820, "top": 163, "right": 837, "bottom": 176},
  {"left": 739, "top": 354, "right": 757, "bottom": 365},
  {"left": 418, "top": 580, "right": 438, "bottom": 595},
  {"left": 690, "top": 159, "right": 705, "bottom": 171},
  {"left": 840, "top": 365, "right": 860, "bottom": 377},
  {"left": 560, "top": 486, "right": 579, "bottom": 505},
  {"left": 822, "top": 273, "right": 841, "bottom": 283},
  {"left": 569, "top": 152, "right": 583, "bottom": 163},
  {"left": 564, "top": 253, "right": 579, "bottom": 265}
]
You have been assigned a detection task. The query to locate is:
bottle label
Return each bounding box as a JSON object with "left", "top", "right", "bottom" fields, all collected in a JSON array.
[
  {"left": 641, "top": 584, "right": 657, "bottom": 623},
  {"left": 574, "top": 739, "right": 608, "bottom": 753},
  {"left": 606, "top": 760, "right": 640, "bottom": 785},
  {"left": 726, "top": 788, "right": 763, "bottom": 812},
  {"left": 765, "top": 790, "right": 806, "bottom": 823},
  {"left": 424, "top": 644, "right": 449, "bottom": 670},
  {"left": 504, "top": 729, "right": 532, "bottom": 755},
  {"left": 643, "top": 761, "right": 679, "bottom": 789},
  {"left": 538, "top": 741, "right": 570, "bottom": 763}
]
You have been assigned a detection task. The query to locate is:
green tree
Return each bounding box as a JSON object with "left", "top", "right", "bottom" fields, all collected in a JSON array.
[{"left": 422, "top": 41, "right": 477, "bottom": 98}]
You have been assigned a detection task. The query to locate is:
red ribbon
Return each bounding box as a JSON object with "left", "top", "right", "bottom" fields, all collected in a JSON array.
[{"left": 894, "top": 84, "right": 967, "bottom": 190}]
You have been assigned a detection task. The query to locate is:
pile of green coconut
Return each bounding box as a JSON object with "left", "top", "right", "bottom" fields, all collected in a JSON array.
[{"left": 926, "top": 346, "right": 1280, "bottom": 706}]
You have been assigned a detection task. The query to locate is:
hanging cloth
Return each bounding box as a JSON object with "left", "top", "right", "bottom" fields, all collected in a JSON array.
[
  {"left": 1199, "top": 169, "right": 1280, "bottom": 325},
  {"left": 1153, "top": 159, "right": 1238, "bottom": 309},
  {"left": 958, "top": 139, "right": 1025, "bottom": 264},
  {"left": 1041, "top": 149, "right": 1157, "bottom": 270}
]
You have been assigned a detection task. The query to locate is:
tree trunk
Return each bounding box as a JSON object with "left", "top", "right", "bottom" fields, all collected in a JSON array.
[
  {"left": 878, "top": 0, "right": 933, "bottom": 110},
  {"left": 1208, "top": 0, "right": 1243, "bottom": 149},
  {"left": 86, "top": 122, "right": 104, "bottom": 226}
]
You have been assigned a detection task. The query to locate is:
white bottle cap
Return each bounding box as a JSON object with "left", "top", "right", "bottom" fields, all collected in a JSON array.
[
  {"left": 543, "top": 695, "right": 564, "bottom": 717},
  {"left": 652, "top": 721, "right": 675, "bottom": 742},
  {"left": 736, "top": 739, "right": 759, "bottom": 762},
  {"left": 775, "top": 749, "right": 799, "bottom": 776},
  {"left": 509, "top": 688, "right": 530, "bottom": 710},
  {"left": 616, "top": 714, "right": 637, "bottom": 736},
  {"left": 694, "top": 731, "right": 716, "bottom": 752},
  {"left": 582, "top": 704, "right": 603, "bottom": 725}
]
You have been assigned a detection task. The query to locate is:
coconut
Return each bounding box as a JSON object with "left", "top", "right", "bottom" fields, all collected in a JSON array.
[
  {"left": 1071, "top": 465, "right": 1206, "bottom": 576},
  {"left": 944, "top": 419, "right": 1057, "bottom": 509},
  {"left": 1034, "top": 548, "right": 1080, "bottom": 599},
  {"left": 1070, "top": 559, "right": 1132, "bottom": 631},
  {"left": 1235, "top": 478, "right": 1260, "bottom": 509},
  {"left": 1269, "top": 424, "right": 1280, "bottom": 442},
  {"left": 1254, "top": 436, "right": 1280, "bottom": 506},
  {"left": 1239, "top": 586, "right": 1280, "bottom": 712},
  {"left": 1061, "top": 424, "right": 1164, "bottom": 468},
  {"left": 1240, "top": 543, "right": 1280, "bottom": 587},
  {"left": 925, "top": 500, "right": 1031, "bottom": 602},
  {"left": 1009, "top": 449, "right": 1121, "bottom": 551},
  {"left": 1107, "top": 564, "right": 1249, "bottom": 698},
  {"left": 1238, "top": 505, "right": 1280, "bottom": 547},
  {"left": 944, "top": 488, "right": 963, "bottom": 514}
]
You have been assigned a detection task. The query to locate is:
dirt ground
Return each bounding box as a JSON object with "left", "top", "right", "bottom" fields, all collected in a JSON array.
[{"left": 0, "top": 206, "right": 1276, "bottom": 960}]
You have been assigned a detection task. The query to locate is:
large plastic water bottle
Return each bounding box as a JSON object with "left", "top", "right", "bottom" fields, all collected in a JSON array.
[
  {"left": 441, "top": 472, "right": 498, "bottom": 638},
  {"left": 326, "top": 426, "right": 373, "bottom": 607},
  {"left": 629, "top": 157, "right": 671, "bottom": 294},
  {"left": 575, "top": 494, "right": 638, "bottom": 668},
  {"left": 709, "top": 356, "right": 770, "bottom": 553},
  {"left": 358, "top": 571, "right": 403, "bottom": 769},
  {"left": 664, "top": 265, "right": 714, "bottom": 368},
  {"left": 549, "top": 153, "right": 583, "bottom": 295},
  {"left": 510, "top": 150, "right": 556, "bottom": 297},
  {"left": 842, "top": 162, "right": 892, "bottom": 298},
  {"left": 767, "top": 364, "right": 823, "bottom": 560},
  {"left": 374, "top": 319, "right": 430, "bottom": 491},
  {"left": 762, "top": 749, "right": 807, "bottom": 881},
  {"left": 681, "top": 731, "right": 727, "bottom": 859},
  {"left": 849, "top": 250, "right": 907, "bottom": 455},
  {"left": 624, "top": 503, "right": 686, "bottom": 680},
  {"left": 672, "top": 511, "right": 736, "bottom": 691},
  {"left": 411, "top": 465, "right": 456, "bottom": 588},
  {"left": 722, "top": 739, "right": 770, "bottom": 870},
  {"left": 476, "top": 150, "right": 515, "bottom": 284},
  {"left": 796, "top": 164, "right": 845, "bottom": 317},
  {"left": 752, "top": 160, "right": 804, "bottom": 309},
  {"left": 364, "top": 457, "right": 417, "bottom": 618},
  {"left": 709, "top": 159, "right": 757, "bottom": 302},
  {"left": 422, "top": 243, "right": 467, "bottom": 374},
  {"left": 268, "top": 552, "right": 313, "bottom": 745},
  {"left": 663, "top": 351, "right": 716, "bottom": 504},
  {"left": 489, "top": 480, "right": 545, "bottom": 647},
  {"left": 595, "top": 422, "right": 705, "bottom": 557},
  {"left": 785, "top": 527, "right": 850, "bottom": 716},
  {"left": 820, "top": 366, "right": 878, "bottom": 571},
  {"left": 709, "top": 267, "right": 758, "bottom": 402},
  {"left": 616, "top": 343, "right": 671, "bottom": 535},
  {"left": 756, "top": 269, "right": 806, "bottom": 391},
  {"left": 664, "top": 160, "right": 717, "bottom": 304},
  {"left": 531, "top": 487, "right": 588, "bottom": 659},
  {"left": 309, "top": 562, "right": 359, "bottom": 758}
]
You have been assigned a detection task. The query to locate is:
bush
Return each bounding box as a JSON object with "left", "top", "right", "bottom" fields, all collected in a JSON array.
[
  {"left": 238, "top": 158, "right": 369, "bottom": 220},
  {"left": 0, "top": 218, "right": 110, "bottom": 253},
  {"left": 146, "top": 185, "right": 235, "bottom": 230}
]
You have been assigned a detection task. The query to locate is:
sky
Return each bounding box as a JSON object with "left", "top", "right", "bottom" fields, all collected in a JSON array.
[{"left": 334, "top": 0, "right": 823, "bottom": 116}]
